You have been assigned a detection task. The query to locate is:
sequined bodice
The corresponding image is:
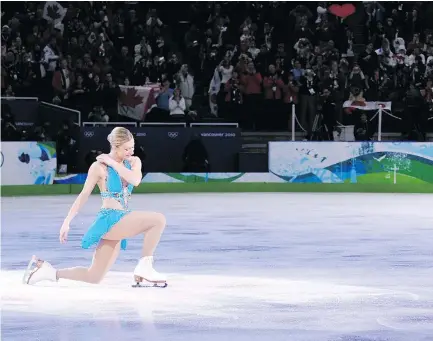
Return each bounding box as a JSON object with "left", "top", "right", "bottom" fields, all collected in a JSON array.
[{"left": 100, "top": 160, "right": 133, "bottom": 210}]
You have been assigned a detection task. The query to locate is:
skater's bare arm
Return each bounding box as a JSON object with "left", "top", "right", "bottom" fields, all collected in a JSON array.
[
  {"left": 112, "top": 156, "right": 142, "bottom": 187},
  {"left": 63, "top": 162, "right": 102, "bottom": 224}
]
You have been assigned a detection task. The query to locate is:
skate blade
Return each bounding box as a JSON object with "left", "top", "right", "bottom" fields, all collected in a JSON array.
[
  {"left": 132, "top": 279, "right": 168, "bottom": 288},
  {"left": 131, "top": 283, "right": 167, "bottom": 288},
  {"left": 22, "top": 255, "right": 38, "bottom": 284}
]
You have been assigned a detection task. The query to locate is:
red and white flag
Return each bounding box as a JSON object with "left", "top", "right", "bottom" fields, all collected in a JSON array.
[
  {"left": 117, "top": 85, "right": 156, "bottom": 121},
  {"left": 42, "top": 1, "right": 67, "bottom": 25}
]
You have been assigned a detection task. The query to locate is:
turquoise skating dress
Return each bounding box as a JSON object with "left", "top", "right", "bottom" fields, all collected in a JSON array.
[{"left": 81, "top": 160, "right": 134, "bottom": 250}]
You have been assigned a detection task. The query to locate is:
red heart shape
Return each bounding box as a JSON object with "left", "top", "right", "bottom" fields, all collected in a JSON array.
[{"left": 328, "top": 4, "right": 356, "bottom": 18}]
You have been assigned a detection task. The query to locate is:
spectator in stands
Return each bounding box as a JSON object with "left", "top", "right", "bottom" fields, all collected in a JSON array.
[
  {"left": 184, "top": 24, "right": 201, "bottom": 73},
  {"left": 69, "top": 73, "right": 89, "bottom": 114},
  {"left": 89, "top": 74, "right": 105, "bottom": 109},
  {"left": 354, "top": 113, "right": 374, "bottom": 141},
  {"left": 176, "top": 64, "right": 194, "bottom": 111},
  {"left": 169, "top": 88, "right": 186, "bottom": 119},
  {"left": 424, "top": 78, "right": 433, "bottom": 103},
  {"left": 248, "top": 40, "right": 260, "bottom": 60},
  {"left": 367, "top": 68, "right": 388, "bottom": 100},
  {"left": 116, "top": 46, "right": 134, "bottom": 80},
  {"left": 218, "top": 59, "right": 234, "bottom": 87},
  {"left": 1, "top": 103, "right": 21, "bottom": 141},
  {"left": 166, "top": 54, "right": 181, "bottom": 84},
  {"left": 223, "top": 70, "right": 243, "bottom": 123},
  {"left": 298, "top": 69, "right": 319, "bottom": 134},
  {"left": 360, "top": 43, "right": 378, "bottom": 75},
  {"left": 212, "top": 58, "right": 234, "bottom": 115},
  {"left": 103, "top": 72, "right": 121, "bottom": 120},
  {"left": 42, "top": 36, "right": 60, "bottom": 77},
  {"left": 156, "top": 79, "right": 174, "bottom": 113},
  {"left": 282, "top": 72, "right": 299, "bottom": 128},
  {"left": 291, "top": 60, "right": 304, "bottom": 81},
  {"left": 88, "top": 105, "right": 109, "bottom": 123},
  {"left": 346, "top": 64, "right": 369, "bottom": 93},
  {"left": 241, "top": 61, "right": 262, "bottom": 129},
  {"left": 263, "top": 64, "right": 284, "bottom": 130},
  {"left": 208, "top": 65, "right": 222, "bottom": 117},
  {"left": 132, "top": 58, "right": 150, "bottom": 85},
  {"left": 319, "top": 88, "right": 337, "bottom": 141},
  {"left": 32, "top": 124, "right": 52, "bottom": 142},
  {"left": 403, "top": 83, "right": 428, "bottom": 139},
  {"left": 134, "top": 37, "right": 152, "bottom": 65},
  {"left": 56, "top": 120, "right": 77, "bottom": 173},
  {"left": 254, "top": 44, "right": 272, "bottom": 75},
  {"left": 52, "top": 59, "right": 74, "bottom": 104}
]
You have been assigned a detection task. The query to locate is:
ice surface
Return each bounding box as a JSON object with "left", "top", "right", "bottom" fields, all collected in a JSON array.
[{"left": 2, "top": 193, "right": 433, "bottom": 341}]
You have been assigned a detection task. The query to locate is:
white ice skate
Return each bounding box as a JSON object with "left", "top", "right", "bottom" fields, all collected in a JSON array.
[
  {"left": 132, "top": 256, "right": 167, "bottom": 288},
  {"left": 22, "top": 255, "right": 58, "bottom": 285}
]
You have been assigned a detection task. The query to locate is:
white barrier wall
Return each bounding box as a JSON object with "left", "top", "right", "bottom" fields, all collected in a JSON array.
[
  {"left": 0, "top": 142, "right": 57, "bottom": 185},
  {"left": 268, "top": 141, "right": 433, "bottom": 184}
]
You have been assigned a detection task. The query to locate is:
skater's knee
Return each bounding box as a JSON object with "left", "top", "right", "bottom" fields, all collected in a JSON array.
[
  {"left": 86, "top": 269, "right": 105, "bottom": 284},
  {"left": 154, "top": 212, "right": 166, "bottom": 228},
  {"left": 137, "top": 211, "right": 166, "bottom": 232},
  {"left": 145, "top": 212, "right": 166, "bottom": 229}
]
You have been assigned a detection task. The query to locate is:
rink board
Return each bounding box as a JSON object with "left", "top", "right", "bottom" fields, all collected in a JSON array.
[
  {"left": 2, "top": 182, "right": 433, "bottom": 197},
  {"left": 0, "top": 141, "right": 57, "bottom": 185},
  {"left": 268, "top": 141, "right": 433, "bottom": 185},
  {"left": 3, "top": 141, "right": 433, "bottom": 196}
]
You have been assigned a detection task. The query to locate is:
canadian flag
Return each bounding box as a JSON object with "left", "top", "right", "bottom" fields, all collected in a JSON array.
[
  {"left": 42, "top": 1, "right": 67, "bottom": 25},
  {"left": 117, "top": 85, "right": 156, "bottom": 121}
]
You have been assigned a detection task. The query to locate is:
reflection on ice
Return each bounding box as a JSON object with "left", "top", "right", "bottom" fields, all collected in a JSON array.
[
  {"left": 2, "top": 270, "right": 432, "bottom": 336},
  {"left": 2, "top": 193, "right": 433, "bottom": 341}
]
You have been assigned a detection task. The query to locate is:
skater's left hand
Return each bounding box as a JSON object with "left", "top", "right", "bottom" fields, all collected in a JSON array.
[
  {"left": 96, "top": 154, "right": 117, "bottom": 167},
  {"left": 59, "top": 222, "right": 70, "bottom": 244}
]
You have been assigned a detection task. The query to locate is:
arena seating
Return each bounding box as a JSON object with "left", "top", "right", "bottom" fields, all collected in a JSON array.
[{"left": 2, "top": 1, "right": 433, "bottom": 150}]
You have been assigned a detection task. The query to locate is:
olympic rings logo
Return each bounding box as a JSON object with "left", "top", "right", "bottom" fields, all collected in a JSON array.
[{"left": 84, "top": 131, "right": 94, "bottom": 138}]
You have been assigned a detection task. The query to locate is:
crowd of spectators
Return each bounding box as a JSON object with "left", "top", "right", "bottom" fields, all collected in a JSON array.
[{"left": 2, "top": 1, "right": 433, "bottom": 141}]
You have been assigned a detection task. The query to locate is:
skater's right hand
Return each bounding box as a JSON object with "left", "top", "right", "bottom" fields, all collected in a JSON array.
[{"left": 59, "top": 222, "right": 70, "bottom": 244}]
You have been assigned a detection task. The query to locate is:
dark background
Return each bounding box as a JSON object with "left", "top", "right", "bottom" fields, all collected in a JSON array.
[{"left": 78, "top": 126, "right": 241, "bottom": 172}]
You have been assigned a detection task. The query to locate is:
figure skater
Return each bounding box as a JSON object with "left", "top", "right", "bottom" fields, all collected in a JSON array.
[{"left": 23, "top": 127, "right": 167, "bottom": 287}]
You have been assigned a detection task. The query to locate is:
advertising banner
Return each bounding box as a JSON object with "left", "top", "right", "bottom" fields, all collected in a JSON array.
[
  {"left": 77, "top": 127, "right": 241, "bottom": 172},
  {"left": 54, "top": 172, "right": 285, "bottom": 184},
  {"left": 191, "top": 126, "right": 240, "bottom": 172},
  {"left": 0, "top": 142, "right": 57, "bottom": 185},
  {"left": 269, "top": 141, "right": 433, "bottom": 184}
]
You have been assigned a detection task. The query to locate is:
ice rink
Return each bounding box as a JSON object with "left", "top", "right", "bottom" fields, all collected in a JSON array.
[{"left": 1, "top": 192, "right": 433, "bottom": 341}]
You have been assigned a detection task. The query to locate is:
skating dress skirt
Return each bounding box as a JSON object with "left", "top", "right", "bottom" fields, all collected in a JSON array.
[{"left": 81, "top": 160, "right": 134, "bottom": 250}]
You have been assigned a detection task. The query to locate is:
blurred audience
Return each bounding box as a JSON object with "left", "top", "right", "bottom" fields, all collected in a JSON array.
[{"left": 1, "top": 1, "right": 433, "bottom": 141}]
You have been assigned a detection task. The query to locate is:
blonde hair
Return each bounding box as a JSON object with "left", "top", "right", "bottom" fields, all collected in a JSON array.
[{"left": 107, "top": 127, "right": 133, "bottom": 148}]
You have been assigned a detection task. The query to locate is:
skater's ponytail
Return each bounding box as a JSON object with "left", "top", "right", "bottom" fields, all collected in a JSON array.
[{"left": 108, "top": 127, "right": 133, "bottom": 148}]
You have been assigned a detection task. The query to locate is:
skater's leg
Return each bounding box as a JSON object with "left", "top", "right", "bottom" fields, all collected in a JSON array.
[
  {"left": 57, "top": 239, "right": 120, "bottom": 284},
  {"left": 142, "top": 224, "right": 165, "bottom": 257},
  {"left": 103, "top": 211, "right": 167, "bottom": 285},
  {"left": 103, "top": 211, "right": 166, "bottom": 257}
]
